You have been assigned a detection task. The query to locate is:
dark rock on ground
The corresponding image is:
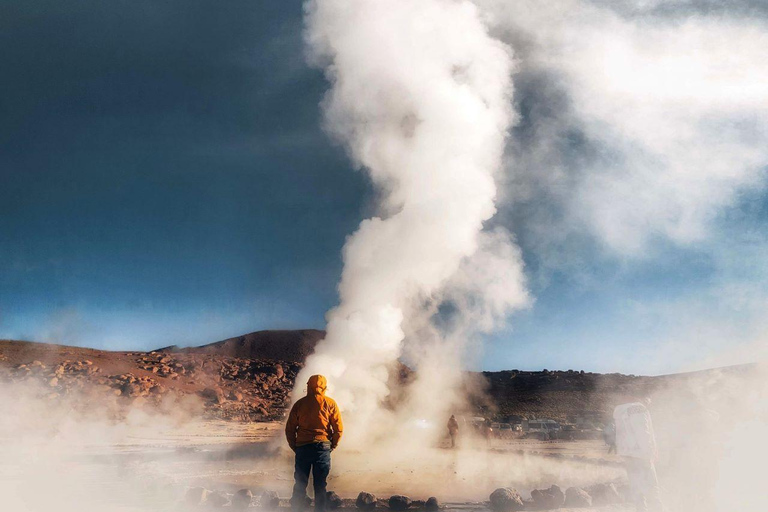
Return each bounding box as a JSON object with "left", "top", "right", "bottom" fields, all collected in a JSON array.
[
  {"left": 425, "top": 497, "right": 440, "bottom": 512},
  {"left": 357, "top": 492, "right": 377, "bottom": 510},
  {"left": 201, "top": 386, "right": 226, "bottom": 404},
  {"left": 585, "top": 482, "right": 621, "bottom": 505},
  {"left": 290, "top": 496, "right": 313, "bottom": 510},
  {"left": 261, "top": 490, "right": 281, "bottom": 509},
  {"left": 564, "top": 487, "right": 592, "bottom": 508},
  {"left": 327, "top": 491, "right": 343, "bottom": 510},
  {"left": 530, "top": 485, "right": 565, "bottom": 509},
  {"left": 206, "top": 491, "right": 230, "bottom": 508},
  {"left": 232, "top": 489, "right": 254, "bottom": 509},
  {"left": 389, "top": 495, "right": 411, "bottom": 511},
  {"left": 489, "top": 488, "right": 524, "bottom": 512}
]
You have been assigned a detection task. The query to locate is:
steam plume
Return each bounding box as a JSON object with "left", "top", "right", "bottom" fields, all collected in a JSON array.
[
  {"left": 480, "top": 0, "right": 768, "bottom": 258},
  {"left": 298, "top": 0, "right": 528, "bottom": 445}
]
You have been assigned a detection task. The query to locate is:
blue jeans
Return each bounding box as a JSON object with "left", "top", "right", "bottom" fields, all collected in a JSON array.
[{"left": 291, "top": 442, "right": 331, "bottom": 512}]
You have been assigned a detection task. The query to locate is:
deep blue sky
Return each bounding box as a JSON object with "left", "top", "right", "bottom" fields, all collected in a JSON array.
[{"left": 2, "top": 1, "right": 767, "bottom": 375}]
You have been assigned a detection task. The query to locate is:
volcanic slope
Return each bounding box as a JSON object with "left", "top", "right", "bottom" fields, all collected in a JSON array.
[
  {"left": 0, "top": 330, "right": 761, "bottom": 425},
  {"left": 158, "top": 329, "right": 325, "bottom": 362}
]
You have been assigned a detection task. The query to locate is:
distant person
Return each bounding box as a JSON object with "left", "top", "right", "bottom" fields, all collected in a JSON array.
[
  {"left": 614, "top": 398, "right": 663, "bottom": 512},
  {"left": 604, "top": 420, "right": 617, "bottom": 454},
  {"left": 482, "top": 418, "right": 493, "bottom": 446},
  {"left": 285, "top": 375, "right": 343, "bottom": 512},
  {"left": 447, "top": 414, "right": 459, "bottom": 448}
]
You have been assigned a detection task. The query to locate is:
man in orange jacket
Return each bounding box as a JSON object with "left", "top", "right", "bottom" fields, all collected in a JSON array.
[{"left": 285, "top": 375, "right": 343, "bottom": 512}]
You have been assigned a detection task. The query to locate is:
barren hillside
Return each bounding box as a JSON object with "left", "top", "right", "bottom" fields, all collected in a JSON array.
[{"left": 1, "top": 331, "right": 760, "bottom": 425}]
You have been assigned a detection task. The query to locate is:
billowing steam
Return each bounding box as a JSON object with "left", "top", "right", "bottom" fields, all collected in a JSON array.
[
  {"left": 479, "top": 0, "right": 768, "bottom": 258},
  {"left": 297, "top": 0, "right": 529, "bottom": 446}
]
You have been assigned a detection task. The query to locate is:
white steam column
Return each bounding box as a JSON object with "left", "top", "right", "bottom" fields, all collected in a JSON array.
[{"left": 298, "top": 0, "right": 527, "bottom": 447}]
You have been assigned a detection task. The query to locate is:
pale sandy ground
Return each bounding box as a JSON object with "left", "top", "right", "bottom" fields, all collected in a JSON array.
[{"left": 0, "top": 420, "right": 631, "bottom": 511}]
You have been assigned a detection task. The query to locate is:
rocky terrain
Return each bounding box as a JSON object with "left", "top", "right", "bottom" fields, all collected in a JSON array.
[
  {"left": 0, "top": 334, "right": 302, "bottom": 421},
  {"left": 180, "top": 483, "right": 628, "bottom": 511},
  {"left": 0, "top": 330, "right": 759, "bottom": 424}
]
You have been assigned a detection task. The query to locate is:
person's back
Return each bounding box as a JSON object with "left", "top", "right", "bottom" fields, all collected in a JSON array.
[{"left": 285, "top": 375, "right": 343, "bottom": 512}]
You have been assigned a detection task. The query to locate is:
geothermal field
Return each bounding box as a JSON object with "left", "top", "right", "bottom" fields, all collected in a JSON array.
[
  {"left": 1, "top": 332, "right": 765, "bottom": 512},
  {"left": 3, "top": 0, "right": 768, "bottom": 512}
]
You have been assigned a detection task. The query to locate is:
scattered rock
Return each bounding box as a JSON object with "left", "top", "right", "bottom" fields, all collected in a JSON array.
[
  {"left": 207, "top": 491, "right": 230, "bottom": 508},
  {"left": 530, "top": 485, "right": 564, "bottom": 509},
  {"left": 490, "top": 488, "right": 524, "bottom": 512},
  {"left": 389, "top": 495, "right": 411, "bottom": 511},
  {"left": 327, "top": 491, "right": 343, "bottom": 510},
  {"left": 201, "top": 387, "right": 226, "bottom": 404},
  {"left": 357, "top": 492, "right": 377, "bottom": 510},
  {"left": 564, "top": 487, "right": 592, "bottom": 508},
  {"left": 232, "top": 489, "right": 253, "bottom": 509},
  {"left": 425, "top": 497, "right": 440, "bottom": 512},
  {"left": 585, "top": 483, "right": 621, "bottom": 505},
  {"left": 260, "top": 490, "right": 280, "bottom": 509}
]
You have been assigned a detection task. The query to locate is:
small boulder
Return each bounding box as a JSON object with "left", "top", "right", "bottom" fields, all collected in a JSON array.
[
  {"left": 389, "top": 495, "right": 411, "bottom": 511},
  {"left": 232, "top": 489, "right": 253, "bottom": 509},
  {"left": 356, "top": 492, "right": 377, "bottom": 510},
  {"left": 489, "top": 488, "right": 524, "bottom": 512},
  {"left": 201, "top": 387, "right": 226, "bottom": 404},
  {"left": 585, "top": 483, "right": 621, "bottom": 505},
  {"left": 425, "top": 497, "right": 440, "bottom": 512},
  {"left": 260, "top": 490, "right": 280, "bottom": 509},
  {"left": 326, "top": 491, "right": 343, "bottom": 510},
  {"left": 122, "top": 382, "right": 142, "bottom": 397},
  {"left": 564, "top": 487, "right": 592, "bottom": 508},
  {"left": 530, "top": 485, "right": 564, "bottom": 509},
  {"left": 207, "top": 491, "right": 230, "bottom": 508}
]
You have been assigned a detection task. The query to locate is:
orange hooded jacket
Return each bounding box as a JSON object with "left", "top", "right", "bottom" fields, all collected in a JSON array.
[{"left": 285, "top": 375, "right": 343, "bottom": 450}]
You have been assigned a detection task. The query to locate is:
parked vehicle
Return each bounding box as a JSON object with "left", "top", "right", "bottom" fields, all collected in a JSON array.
[
  {"left": 496, "top": 423, "right": 514, "bottom": 438},
  {"left": 524, "top": 419, "right": 561, "bottom": 433}
]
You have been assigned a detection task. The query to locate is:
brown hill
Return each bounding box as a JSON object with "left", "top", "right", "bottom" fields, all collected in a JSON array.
[
  {"left": 1, "top": 334, "right": 762, "bottom": 426},
  {"left": 0, "top": 337, "right": 304, "bottom": 422},
  {"left": 158, "top": 329, "right": 325, "bottom": 362},
  {"left": 473, "top": 362, "right": 765, "bottom": 424}
]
